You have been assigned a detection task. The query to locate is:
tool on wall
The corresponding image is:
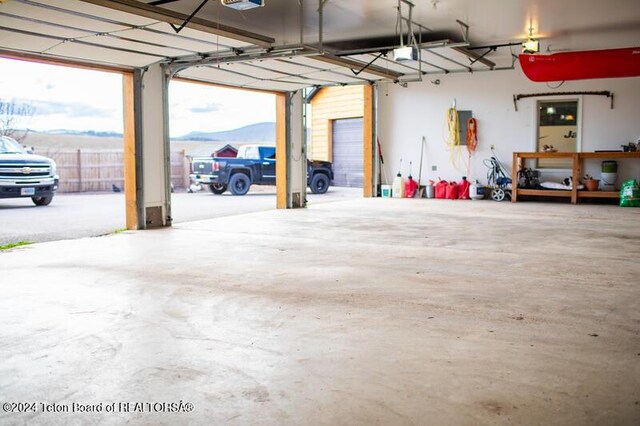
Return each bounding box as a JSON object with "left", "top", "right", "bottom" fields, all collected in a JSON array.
[
  {"left": 466, "top": 118, "right": 478, "bottom": 152},
  {"left": 512, "top": 91, "right": 613, "bottom": 111},
  {"left": 417, "top": 136, "right": 427, "bottom": 197},
  {"left": 377, "top": 138, "right": 388, "bottom": 196},
  {"left": 466, "top": 117, "right": 478, "bottom": 177},
  {"left": 445, "top": 105, "right": 465, "bottom": 173}
]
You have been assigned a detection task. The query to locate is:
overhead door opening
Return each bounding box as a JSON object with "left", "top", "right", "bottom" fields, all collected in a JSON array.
[
  {"left": 0, "top": 56, "right": 127, "bottom": 245},
  {"left": 167, "top": 80, "right": 280, "bottom": 222}
]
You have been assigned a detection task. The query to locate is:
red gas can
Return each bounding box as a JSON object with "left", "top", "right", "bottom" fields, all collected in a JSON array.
[
  {"left": 405, "top": 176, "right": 418, "bottom": 198},
  {"left": 446, "top": 181, "right": 459, "bottom": 199},
  {"left": 458, "top": 177, "right": 470, "bottom": 199},
  {"left": 435, "top": 180, "right": 448, "bottom": 199}
]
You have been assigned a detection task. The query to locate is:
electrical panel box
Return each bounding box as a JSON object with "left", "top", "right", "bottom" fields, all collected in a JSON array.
[{"left": 458, "top": 110, "right": 473, "bottom": 145}]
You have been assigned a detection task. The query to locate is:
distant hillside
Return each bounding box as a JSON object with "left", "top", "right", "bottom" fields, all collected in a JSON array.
[
  {"left": 175, "top": 122, "right": 275, "bottom": 142},
  {"left": 44, "top": 129, "right": 123, "bottom": 138},
  {"left": 26, "top": 122, "right": 276, "bottom": 142}
]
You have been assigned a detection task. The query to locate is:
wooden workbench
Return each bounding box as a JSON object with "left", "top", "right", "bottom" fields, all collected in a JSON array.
[{"left": 511, "top": 151, "right": 640, "bottom": 204}]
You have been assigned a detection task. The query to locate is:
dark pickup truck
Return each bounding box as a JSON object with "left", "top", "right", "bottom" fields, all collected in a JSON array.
[{"left": 190, "top": 145, "right": 333, "bottom": 195}]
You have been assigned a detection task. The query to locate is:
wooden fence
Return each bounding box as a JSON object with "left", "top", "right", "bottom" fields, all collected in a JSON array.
[{"left": 36, "top": 149, "right": 190, "bottom": 193}]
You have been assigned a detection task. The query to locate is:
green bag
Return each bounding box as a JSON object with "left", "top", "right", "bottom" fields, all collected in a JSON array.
[{"left": 620, "top": 179, "right": 640, "bottom": 207}]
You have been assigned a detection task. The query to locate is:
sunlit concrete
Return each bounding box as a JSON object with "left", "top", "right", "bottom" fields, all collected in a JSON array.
[
  {"left": 1, "top": 199, "right": 639, "bottom": 425},
  {"left": 0, "top": 187, "right": 360, "bottom": 245}
]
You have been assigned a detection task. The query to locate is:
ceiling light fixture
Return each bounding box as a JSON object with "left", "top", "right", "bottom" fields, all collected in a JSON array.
[
  {"left": 221, "top": 0, "right": 264, "bottom": 10},
  {"left": 522, "top": 26, "right": 539, "bottom": 54}
]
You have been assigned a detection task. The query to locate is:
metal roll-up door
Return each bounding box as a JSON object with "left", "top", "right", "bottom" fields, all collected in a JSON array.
[{"left": 332, "top": 118, "right": 363, "bottom": 187}]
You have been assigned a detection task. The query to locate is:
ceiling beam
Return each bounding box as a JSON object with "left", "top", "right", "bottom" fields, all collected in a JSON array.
[
  {"left": 451, "top": 46, "right": 496, "bottom": 69},
  {"left": 77, "top": 0, "right": 274, "bottom": 47},
  {"left": 311, "top": 54, "right": 403, "bottom": 80}
]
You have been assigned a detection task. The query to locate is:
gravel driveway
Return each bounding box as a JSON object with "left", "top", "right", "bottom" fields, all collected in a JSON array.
[{"left": 0, "top": 186, "right": 360, "bottom": 245}]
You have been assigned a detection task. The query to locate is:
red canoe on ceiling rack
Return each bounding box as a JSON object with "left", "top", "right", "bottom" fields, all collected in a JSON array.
[{"left": 519, "top": 47, "right": 640, "bottom": 82}]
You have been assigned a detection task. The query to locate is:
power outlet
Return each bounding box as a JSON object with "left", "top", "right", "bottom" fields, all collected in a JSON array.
[{"left": 432, "top": 165, "right": 437, "bottom": 171}]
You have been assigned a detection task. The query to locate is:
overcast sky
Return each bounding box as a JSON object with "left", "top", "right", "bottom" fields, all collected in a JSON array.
[{"left": 0, "top": 57, "right": 276, "bottom": 137}]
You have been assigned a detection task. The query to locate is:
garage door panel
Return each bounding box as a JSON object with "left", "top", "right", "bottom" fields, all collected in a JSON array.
[
  {"left": 0, "top": 14, "right": 89, "bottom": 39},
  {"left": 36, "top": 0, "right": 157, "bottom": 27},
  {"left": 0, "top": 29, "right": 61, "bottom": 53},
  {"left": 332, "top": 118, "right": 363, "bottom": 188},
  {"left": 148, "top": 23, "right": 253, "bottom": 49},
  {"left": 243, "top": 80, "right": 308, "bottom": 91},
  {"left": 0, "top": 1, "right": 131, "bottom": 34},
  {"left": 87, "top": 35, "right": 192, "bottom": 57},
  {"left": 177, "top": 66, "right": 255, "bottom": 86},
  {"left": 120, "top": 28, "right": 225, "bottom": 52},
  {"left": 49, "top": 41, "right": 160, "bottom": 67}
]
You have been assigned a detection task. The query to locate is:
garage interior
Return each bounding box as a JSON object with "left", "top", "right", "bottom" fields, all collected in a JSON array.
[{"left": 1, "top": 0, "right": 639, "bottom": 424}]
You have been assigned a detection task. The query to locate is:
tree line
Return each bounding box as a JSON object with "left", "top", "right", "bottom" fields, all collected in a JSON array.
[{"left": 0, "top": 99, "right": 34, "bottom": 142}]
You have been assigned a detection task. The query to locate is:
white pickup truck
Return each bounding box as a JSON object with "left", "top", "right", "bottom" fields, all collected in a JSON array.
[{"left": 0, "top": 136, "right": 59, "bottom": 206}]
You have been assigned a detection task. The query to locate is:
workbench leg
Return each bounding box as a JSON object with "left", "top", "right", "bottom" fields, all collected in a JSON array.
[
  {"left": 571, "top": 153, "right": 580, "bottom": 204},
  {"left": 511, "top": 152, "right": 519, "bottom": 202}
]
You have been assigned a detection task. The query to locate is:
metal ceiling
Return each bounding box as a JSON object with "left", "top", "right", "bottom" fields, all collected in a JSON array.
[{"left": 0, "top": 0, "right": 639, "bottom": 91}]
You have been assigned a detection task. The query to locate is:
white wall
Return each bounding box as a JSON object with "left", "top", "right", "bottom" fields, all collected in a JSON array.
[{"left": 377, "top": 66, "right": 640, "bottom": 186}]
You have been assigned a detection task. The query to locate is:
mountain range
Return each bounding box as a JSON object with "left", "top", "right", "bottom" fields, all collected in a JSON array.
[
  {"left": 173, "top": 122, "right": 275, "bottom": 142},
  {"left": 44, "top": 129, "right": 123, "bottom": 138},
  {"left": 38, "top": 122, "right": 276, "bottom": 142}
]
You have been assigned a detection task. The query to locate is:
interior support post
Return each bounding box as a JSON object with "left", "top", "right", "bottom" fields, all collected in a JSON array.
[
  {"left": 363, "top": 84, "right": 375, "bottom": 197},
  {"left": 132, "top": 63, "right": 172, "bottom": 228},
  {"left": 276, "top": 91, "right": 306, "bottom": 209},
  {"left": 276, "top": 93, "right": 287, "bottom": 209},
  {"left": 123, "top": 72, "right": 138, "bottom": 229}
]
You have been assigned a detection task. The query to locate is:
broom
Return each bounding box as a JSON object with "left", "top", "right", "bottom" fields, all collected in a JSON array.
[
  {"left": 417, "top": 136, "right": 426, "bottom": 197},
  {"left": 377, "top": 138, "right": 388, "bottom": 195}
]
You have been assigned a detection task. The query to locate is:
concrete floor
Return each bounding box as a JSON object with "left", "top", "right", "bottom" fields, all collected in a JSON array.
[
  {"left": 0, "top": 187, "right": 360, "bottom": 244},
  {"left": 1, "top": 198, "right": 639, "bottom": 425}
]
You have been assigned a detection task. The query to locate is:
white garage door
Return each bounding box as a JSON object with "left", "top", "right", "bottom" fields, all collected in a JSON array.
[{"left": 332, "top": 118, "right": 364, "bottom": 188}]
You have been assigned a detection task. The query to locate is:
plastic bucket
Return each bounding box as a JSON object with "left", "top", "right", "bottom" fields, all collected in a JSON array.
[
  {"left": 600, "top": 172, "right": 617, "bottom": 191},
  {"left": 381, "top": 185, "right": 392, "bottom": 198},
  {"left": 601, "top": 161, "right": 618, "bottom": 173}
]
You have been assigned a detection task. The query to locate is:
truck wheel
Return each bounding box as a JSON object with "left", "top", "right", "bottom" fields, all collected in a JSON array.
[
  {"left": 310, "top": 173, "right": 330, "bottom": 194},
  {"left": 229, "top": 173, "right": 251, "bottom": 195},
  {"left": 32, "top": 195, "right": 53, "bottom": 206},
  {"left": 209, "top": 183, "right": 227, "bottom": 194}
]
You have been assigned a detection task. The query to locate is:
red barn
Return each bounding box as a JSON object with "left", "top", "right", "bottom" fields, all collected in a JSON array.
[{"left": 213, "top": 144, "right": 238, "bottom": 158}]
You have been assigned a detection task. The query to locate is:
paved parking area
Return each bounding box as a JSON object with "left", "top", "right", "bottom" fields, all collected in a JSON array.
[{"left": 0, "top": 187, "right": 361, "bottom": 245}]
